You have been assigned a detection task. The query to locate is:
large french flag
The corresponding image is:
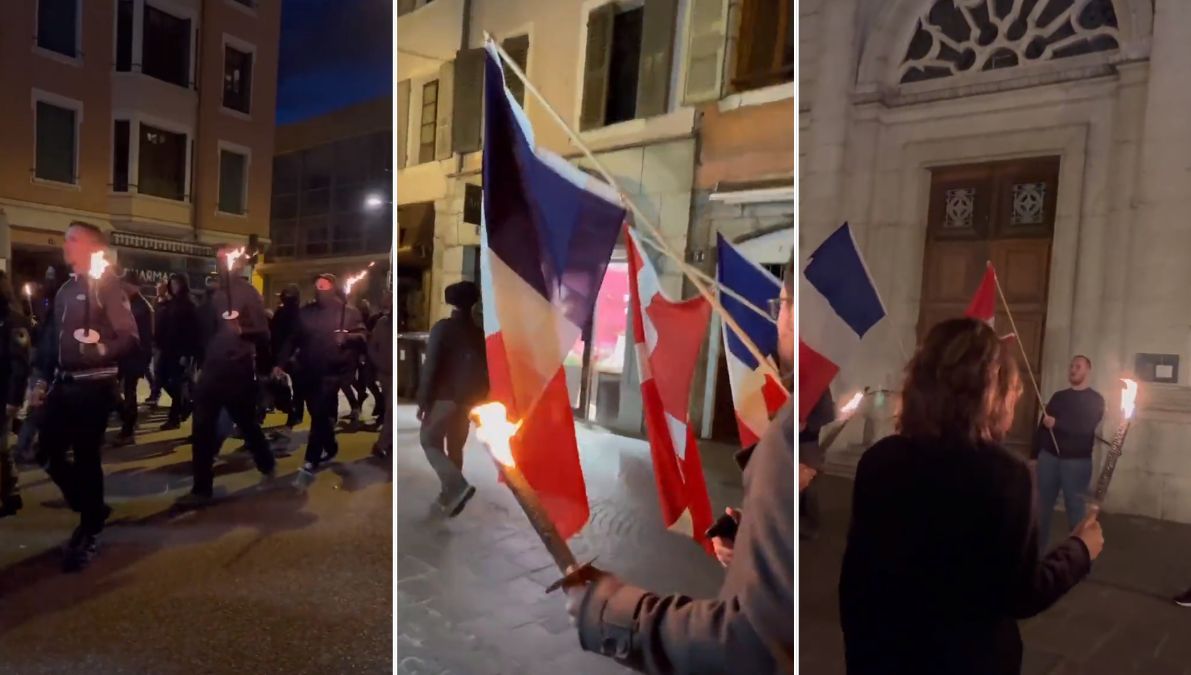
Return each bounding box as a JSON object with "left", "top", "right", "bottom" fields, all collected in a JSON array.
[
  {"left": 716, "top": 235, "right": 790, "bottom": 447},
  {"left": 800, "top": 223, "right": 886, "bottom": 424},
  {"left": 627, "top": 228, "right": 714, "bottom": 552},
  {"left": 479, "top": 42, "right": 625, "bottom": 539}
]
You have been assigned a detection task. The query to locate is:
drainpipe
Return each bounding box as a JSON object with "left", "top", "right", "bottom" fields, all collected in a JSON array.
[{"left": 189, "top": 0, "right": 206, "bottom": 242}]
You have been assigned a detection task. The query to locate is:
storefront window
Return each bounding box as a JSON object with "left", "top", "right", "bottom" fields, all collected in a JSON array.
[{"left": 565, "top": 261, "right": 630, "bottom": 424}]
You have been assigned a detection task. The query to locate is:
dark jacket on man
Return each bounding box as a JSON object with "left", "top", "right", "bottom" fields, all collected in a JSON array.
[
  {"left": 840, "top": 434, "right": 1091, "bottom": 674},
  {"left": 277, "top": 294, "right": 366, "bottom": 383},
  {"left": 575, "top": 399, "right": 796, "bottom": 673},
  {"left": 121, "top": 291, "right": 154, "bottom": 377},
  {"left": 157, "top": 277, "right": 202, "bottom": 360},
  {"left": 270, "top": 296, "right": 302, "bottom": 369},
  {"left": 368, "top": 311, "right": 392, "bottom": 379},
  {"left": 0, "top": 299, "right": 31, "bottom": 408},
  {"left": 34, "top": 272, "right": 139, "bottom": 381},
  {"left": 416, "top": 309, "right": 488, "bottom": 411},
  {"left": 202, "top": 276, "right": 268, "bottom": 376}
]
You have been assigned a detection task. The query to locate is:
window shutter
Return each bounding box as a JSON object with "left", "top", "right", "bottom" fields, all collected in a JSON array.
[
  {"left": 451, "top": 47, "right": 486, "bottom": 155},
  {"left": 397, "top": 80, "right": 410, "bottom": 169},
  {"left": 636, "top": 0, "right": 679, "bottom": 118},
  {"left": 580, "top": 4, "right": 616, "bottom": 131},
  {"left": 682, "top": 0, "right": 727, "bottom": 104},
  {"left": 501, "top": 34, "right": 530, "bottom": 107},
  {"left": 436, "top": 60, "right": 455, "bottom": 160}
]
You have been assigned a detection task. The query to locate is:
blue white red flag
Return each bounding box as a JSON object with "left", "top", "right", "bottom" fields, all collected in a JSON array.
[
  {"left": 716, "top": 235, "right": 790, "bottom": 447},
  {"left": 799, "top": 223, "right": 886, "bottom": 424},
  {"left": 479, "top": 42, "right": 625, "bottom": 539}
]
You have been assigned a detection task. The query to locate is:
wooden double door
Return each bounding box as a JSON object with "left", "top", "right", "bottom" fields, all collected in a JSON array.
[{"left": 917, "top": 157, "right": 1059, "bottom": 455}]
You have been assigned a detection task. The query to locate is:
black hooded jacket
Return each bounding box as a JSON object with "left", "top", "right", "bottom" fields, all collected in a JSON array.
[{"left": 156, "top": 274, "right": 202, "bottom": 359}]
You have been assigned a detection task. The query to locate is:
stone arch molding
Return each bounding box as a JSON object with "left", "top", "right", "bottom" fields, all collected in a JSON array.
[{"left": 857, "top": 0, "right": 1152, "bottom": 93}]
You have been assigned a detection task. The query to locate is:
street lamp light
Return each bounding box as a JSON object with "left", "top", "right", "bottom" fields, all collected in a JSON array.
[{"left": 364, "top": 193, "right": 387, "bottom": 209}]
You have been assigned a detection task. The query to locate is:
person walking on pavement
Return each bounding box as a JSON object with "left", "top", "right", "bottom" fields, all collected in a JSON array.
[
  {"left": 269, "top": 284, "right": 303, "bottom": 442},
  {"left": 839, "top": 319, "right": 1103, "bottom": 674},
  {"left": 30, "top": 221, "right": 140, "bottom": 571},
  {"left": 179, "top": 247, "right": 275, "bottom": 507},
  {"left": 156, "top": 274, "right": 202, "bottom": 431},
  {"left": 0, "top": 272, "right": 32, "bottom": 518},
  {"left": 275, "top": 274, "right": 366, "bottom": 486},
  {"left": 368, "top": 291, "right": 393, "bottom": 459},
  {"left": 1032, "top": 355, "right": 1105, "bottom": 553},
  {"left": 146, "top": 280, "right": 171, "bottom": 407},
  {"left": 114, "top": 271, "right": 155, "bottom": 446}
]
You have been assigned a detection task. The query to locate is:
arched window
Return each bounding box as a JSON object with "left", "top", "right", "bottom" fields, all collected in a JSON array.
[{"left": 899, "top": 0, "right": 1120, "bottom": 84}]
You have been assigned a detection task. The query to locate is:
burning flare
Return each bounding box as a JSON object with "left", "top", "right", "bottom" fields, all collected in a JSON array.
[
  {"left": 88, "top": 251, "right": 110, "bottom": 280},
  {"left": 344, "top": 262, "right": 376, "bottom": 295},
  {"left": 1121, "top": 378, "right": 1138, "bottom": 420},
  {"left": 222, "top": 247, "right": 246, "bottom": 272},
  {"left": 840, "top": 392, "right": 864, "bottom": 416},
  {"left": 471, "top": 402, "right": 521, "bottom": 467},
  {"left": 22, "top": 283, "right": 32, "bottom": 298}
]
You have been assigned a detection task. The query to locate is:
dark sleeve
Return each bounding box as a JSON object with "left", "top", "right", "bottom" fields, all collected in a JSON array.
[
  {"left": 1002, "top": 460, "right": 1092, "bottom": 618},
  {"left": 343, "top": 307, "right": 367, "bottom": 348},
  {"left": 7, "top": 314, "right": 31, "bottom": 407},
  {"left": 33, "top": 297, "right": 59, "bottom": 383},
  {"left": 275, "top": 313, "right": 302, "bottom": 368},
  {"left": 239, "top": 285, "right": 270, "bottom": 343},
  {"left": 416, "top": 323, "right": 444, "bottom": 411},
  {"left": 576, "top": 404, "right": 795, "bottom": 673},
  {"left": 95, "top": 279, "right": 139, "bottom": 364}
]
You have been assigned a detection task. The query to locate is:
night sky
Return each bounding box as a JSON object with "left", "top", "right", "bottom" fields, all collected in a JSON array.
[{"left": 276, "top": 0, "right": 392, "bottom": 125}]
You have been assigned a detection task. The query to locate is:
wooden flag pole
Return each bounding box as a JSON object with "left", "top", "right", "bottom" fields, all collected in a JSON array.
[
  {"left": 987, "top": 261, "right": 1061, "bottom": 455},
  {"left": 485, "top": 34, "right": 786, "bottom": 387}
]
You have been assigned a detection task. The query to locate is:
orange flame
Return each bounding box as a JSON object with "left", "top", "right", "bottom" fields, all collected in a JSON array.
[
  {"left": 1121, "top": 378, "right": 1138, "bottom": 420},
  {"left": 343, "top": 262, "right": 376, "bottom": 295},
  {"left": 88, "top": 251, "right": 110, "bottom": 280},
  {"left": 471, "top": 402, "right": 521, "bottom": 467},
  {"left": 222, "top": 247, "right": 246, "bottom": 273},
  {"left": 22, "top": 283, "right": 32, "bottom": 298},
  {"left": 840, "top": 392, "right": 864, "bottom": 415}
]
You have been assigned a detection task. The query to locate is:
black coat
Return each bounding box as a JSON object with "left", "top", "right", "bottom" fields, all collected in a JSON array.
[
  {"left": 121, "top": 292, "right": 155, "bottom": 376},
  {"left": 0, "top": 303, "right": 31, "bottom": 408},
  {"left": 416, "top": 310, "right": 488, "bottom": 410},
  {"left": 840, "top": 435, "right": 1092, "bottom": 674},
  {"left": 156, "top": 295, "right": 201, "bottom": 358}
]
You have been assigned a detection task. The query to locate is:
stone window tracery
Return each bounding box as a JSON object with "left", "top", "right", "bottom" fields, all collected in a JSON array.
[{"left": 899, "top": 0, "right": 1120, "bottom": 84}]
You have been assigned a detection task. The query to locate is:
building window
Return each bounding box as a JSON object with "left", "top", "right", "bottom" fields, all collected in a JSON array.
[
  {"left": 116, "top": 0, "right": 134, "bottom": 71},
  {"left": 138, "top": 123, "right": 187, "bottom": 201},
  {"left": 733, "top": 0, "right": 794, "bottom": 92},
  {"left": 218, "top": 149, "right": 248, "bottom": 214},
  {"left": 580, "top": 2, "right": 665, "bottom": 130},
  {"left": 143, "top": 4, "right": 192, "bottom": 88},
  {"left": 37, "top": 0, "right": 79, "bottom": 59},
  {"left": 500, "top": 35, "right": 530, "bottom": 107},
  {"left": 419, "top": 80, "right": 438, "bottom": 164},
  {"left": 605, "top": 8, "right": 644, "bottom": 126},
  {"left": 113, "top": 120, "right": 131, "bottom": 192},
  {"left": 223, "top": 44, "right": 253, "bottom": 114},
  {"left": 35, "top": 101, "right": 77, "bottom": 184}
]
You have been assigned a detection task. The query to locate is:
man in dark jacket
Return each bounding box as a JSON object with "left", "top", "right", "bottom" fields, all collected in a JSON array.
[
  {"left": 417, "top": 281, "right": 488, "bottom": 517},
  {"left": 0, "top": 272, "right": 32, "bottom": 517},
  {"left": 31, "top": 222, "right": 140, "bottom": 571},
  {"left": 114, "top": 271, "right": 154, "bottom": 445},
  {"left": 179, "top": 248, "right": 275, "bottom": 507},
  {"left": 563, "top": 251, "right": 796, "bottom": 673},
  {"left": 156, "top": 274, "right": 201, "bottom": 430},
  {"left": 275, "top": 274, "right": 366, "bottom": 486},
  {"left": 270, "top": 284, "right": 304, "bottom": 439},
  {"left": 368, "top": 292, "right": 393, "bottom": 459}
]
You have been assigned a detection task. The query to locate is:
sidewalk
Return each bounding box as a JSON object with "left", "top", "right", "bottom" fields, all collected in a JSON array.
[
  {"left": 395, "top": 404, "right": 744, "bottom": 675},
  {"left": 801, "top": 475, "right": 1191, "bottom": 675}
]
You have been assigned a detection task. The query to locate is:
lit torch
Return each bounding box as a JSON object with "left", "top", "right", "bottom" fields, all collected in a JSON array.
[
  {"left": 471, "top": 402, "right": 598, "bottom": 593},
  {"left": 1091, "top": 379, "right": 1138, "bottom": 505},
  {"left": 74, "top": 251, "right": 109, "bottom": 344},
  {"left": 339, "top": 262, "right": 376, "bottom": 331},
  {"left": 22, "top": 283, "right": 33, "bottom": 318},
  {"left": 819, "top": 390, "right": 867, "bottom": 453},
  {"left": 221, "top": 247, "right": 246, "bottom": 320}
]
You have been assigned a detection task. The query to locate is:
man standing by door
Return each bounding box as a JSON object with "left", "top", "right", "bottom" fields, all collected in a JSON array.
[
  {"left": 416, "top": 281, "right": 488, "bottom": 517},
  {"left": 1032, "top": 354, "right": 1105, "bottom": 553},
  {"left": 31, "top": 222, "right": 139, "bottom": 571}
]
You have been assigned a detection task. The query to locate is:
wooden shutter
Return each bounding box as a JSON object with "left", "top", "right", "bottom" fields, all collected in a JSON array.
[
  {"left": 636, "top": 0, "right": 679, "bottom": 118},
  {"left": 452, "top": 47, "right": 486, "bottom": 155},
  {"left": 683, "top": 0, "right": 727, "bottom": 104},
  {"left": 436, "top": 60, "right": 455, "bottom": 160},
  {"left": 397, "top": 79, "right": 410, "bottom": 169},
  {"left": 580, "top": 4, "right": 616, "bottom": 131}
]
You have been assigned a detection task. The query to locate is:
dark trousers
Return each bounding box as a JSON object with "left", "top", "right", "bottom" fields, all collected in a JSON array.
[
  {"left": 419, "top": 400, "right": 470, "bottom": 496},
  {"left": 159, "top": 355, "right": 189, "bottom": 424},
  {"left": 191, "top": 365, "right": 274, "bottom": 495},
  {"left": 118, "top": 371, "right": 141, "bottom": 436},
  {"left": 304, "top": 376, "right": 342, "bottom": 466},
  {"left": 0, "top": 407, "right": 18, "bottom": 501},
  {"left": 38, "top": 379, "right": 116, "bottom": 533},
  {"left": 286, "top": 372, "right": 306, "bottom": 428}
]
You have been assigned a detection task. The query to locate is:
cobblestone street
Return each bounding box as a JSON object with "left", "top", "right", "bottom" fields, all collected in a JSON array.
[
  {"left": 395, "top": 404, "right": 743, "bottom": 675},
  {"left": 801, "top": 475, "right": 1191, "bottom": 675}
]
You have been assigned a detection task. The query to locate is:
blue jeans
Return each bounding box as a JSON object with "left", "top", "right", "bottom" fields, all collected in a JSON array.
[{"left": 1036, "top": 452, "right": 1093, "bottom": 553}]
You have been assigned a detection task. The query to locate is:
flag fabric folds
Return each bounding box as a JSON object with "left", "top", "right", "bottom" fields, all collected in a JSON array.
[
  {"left": 799, "top": 223, "right": 886, "bottom": 424},
  {"left": 479, "top": 41, "right": 625, "bottom": 539},
  {"left": 716, "top": 234, "right": 790, "bottom": 447},
  {"left": 966, "top": 264, "right": 997, "bottom": 326},
  {"left": 627, "top": 228, "right": 714, "bottom": 552}
]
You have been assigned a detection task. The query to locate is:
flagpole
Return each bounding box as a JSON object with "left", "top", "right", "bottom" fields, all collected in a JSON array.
[
  {"left": 484, "top": 34, "right": 786, "bottom": 388},
  {"left": 987, "top": 261, "right": 1061, "bottom": 455}
]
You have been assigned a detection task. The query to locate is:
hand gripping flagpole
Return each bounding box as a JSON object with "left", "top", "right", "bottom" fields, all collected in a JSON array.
[
  {"left": 987, "top": 261, "right": 1061, "bottom": 455},
  {"left": 484, "top": 34, "right": 786, "bottom": 389}
]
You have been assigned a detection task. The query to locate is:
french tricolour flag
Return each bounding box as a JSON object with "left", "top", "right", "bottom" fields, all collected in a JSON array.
[
  {"left": 479, "top": 41, "right": 625, "bottom": 539},
  {"left": 800, "top": 223, "right": 886, "bottom": 424},
  {"left": 717, "top": 235, "right": 790, "bottom": 447}
]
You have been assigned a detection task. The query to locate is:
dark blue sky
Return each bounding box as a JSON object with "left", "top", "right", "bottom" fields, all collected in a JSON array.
[{"left": 276, "top": 0, "right": 392, "bottom": 124}]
